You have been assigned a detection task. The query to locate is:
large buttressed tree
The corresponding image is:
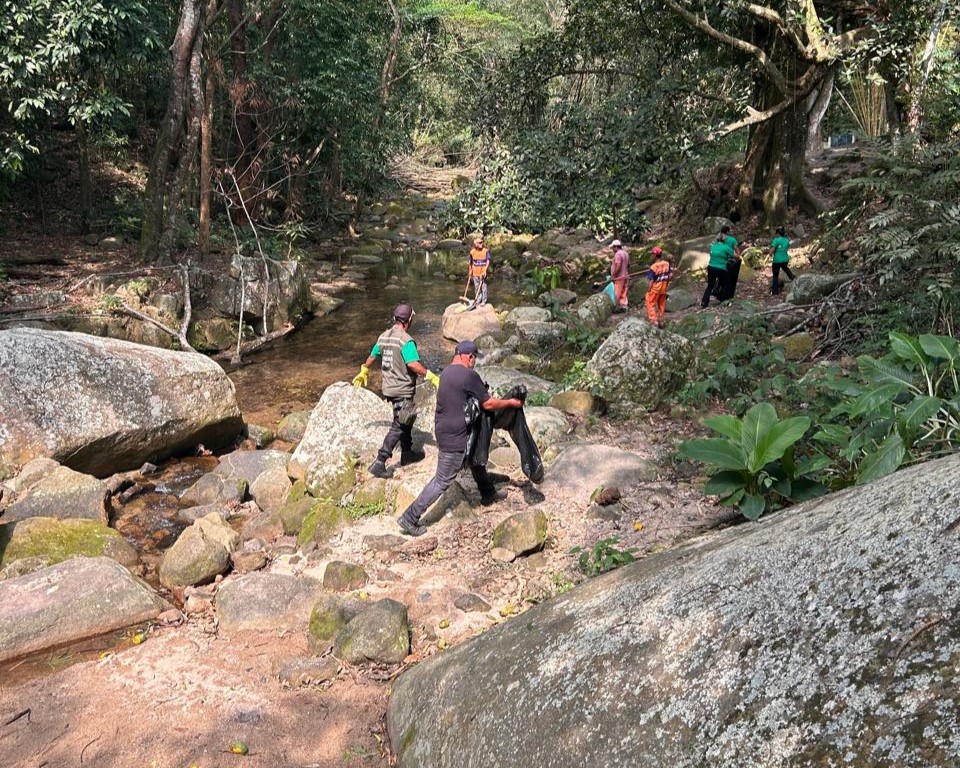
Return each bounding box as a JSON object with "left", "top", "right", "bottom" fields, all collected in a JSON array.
[
  {"left": 661, "top": 0, "right": 872, "bottom": 225},
  {"left": 661, "top": 0, "right": 958, "bottom": 224}
]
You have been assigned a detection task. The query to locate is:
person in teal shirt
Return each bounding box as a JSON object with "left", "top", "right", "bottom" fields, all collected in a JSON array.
[
  {"left": 719, "top": 224, "right": 743, "bottom": 301},
  {"left": 769, "top": 226, "right": 795, "bottom": 295},
  {"left": 702, "top": 235, "right": 733, "bottom": 308},
  {"left": 352, "top": 304, "right": 440, "bottom": 478}
]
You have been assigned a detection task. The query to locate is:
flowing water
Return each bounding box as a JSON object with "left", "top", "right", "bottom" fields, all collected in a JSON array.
[{"left": 227, "top": 248, "right": 522, "bottom": 425}]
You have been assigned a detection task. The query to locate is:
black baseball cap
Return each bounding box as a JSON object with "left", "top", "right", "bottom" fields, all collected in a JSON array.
[
  {"left": 455, "top": 340, "right": 483, "bottom": 357},
  {"left": 393, "top": 304, "right": 415, "bottom": 322}
]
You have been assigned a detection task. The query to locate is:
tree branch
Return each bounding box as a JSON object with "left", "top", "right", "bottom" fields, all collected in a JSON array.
[
  {"left": 115, "top": 304, "right": 197, "bottom": 353},
  {"left": 664, "top": 0, "right": 788, "bottom": 93}
]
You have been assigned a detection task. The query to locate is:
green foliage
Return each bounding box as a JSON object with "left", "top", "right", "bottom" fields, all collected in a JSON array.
[
  {"left": 344, "top": 499, "right": 385, "bottom": 521},
  {"left": 676, "top": 311, "right": 807, "bottom": 414},
  {"left": 520, "top": 264, "right": 562, "bottom": 295},
  {"left": 824, "top": 139, "right": 960, "bottom": 333},
  {"left": 679, "top": 403, "right": 827, "bottom": 520},
  {"left": 813, "top": 331, "right": 960, "bottom": 486},
  {"left": 525, "top": 391, "right": 552, "bottom": 407},
  {"left": 571, "top": 537, "right": 637, "bottom": 576},
  {"left": 0, "top": 0, "right": 159, "bottom": 190}
]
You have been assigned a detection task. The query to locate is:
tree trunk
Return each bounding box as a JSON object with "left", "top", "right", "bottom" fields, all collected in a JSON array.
[
  {"left": 199, "top": 0, "right": 217, "bottom": 255},
  {"left": 77, "top": 122, "right": 92, "bottom": 235},
  {"left": 761, "top": 113, "right": 786, "bottom": 227},
  {"left": 226, "top": 0, "right": 263, "bottom": 221},
  {"left": 805, "top": 65, "right": 834, "bottom": 158},
  {"left": 141, "top": 0, "right": 204, "bottom": 262},
  {"left": 884, "top": 79, "right": 901, "bottom": 138},
  {"left": 906, "top": 0, "right": 949, "bottom": 134},
  {"left": 350, "top": 0, "right": 402, "bottom": 231},
  {"left": 159, "top": 17, "right": 205, "bottom": 258}
]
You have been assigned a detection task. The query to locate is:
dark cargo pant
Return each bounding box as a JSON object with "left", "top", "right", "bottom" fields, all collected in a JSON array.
[
  {"left": 399, "top": 450, "right": 495, "bottom": 525},
  {"left": 376, "top": 397, "right": 417, "bottom": 462}
]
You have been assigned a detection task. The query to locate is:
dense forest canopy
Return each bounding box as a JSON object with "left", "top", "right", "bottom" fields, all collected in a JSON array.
[{"left": 0, "top": 0, "right": 956, "bottom": 254}]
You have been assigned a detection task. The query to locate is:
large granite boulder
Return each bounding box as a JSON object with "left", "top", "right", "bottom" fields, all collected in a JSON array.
[
  {"left": 540, "top": 443, "right": 656, "bottom": 502},
  {"left": 291, "top": 383, "right": 391, "bottom": 495},
  {"left": 387, "top": 454, "right": 960, "bottom": 768},
  {"left": 503, "top": 306, "right": 552, "bottom": 328},
  {"left": 205, "top": 254, "right": 312, "bottom": 332},
  {"left": 574, "top": 292, "right": 613, "bottom": 328},
  {"left": 586, "top": 318, "right": 695, "bottom": 413},
  {"left": 538, "top": 288, "right": 578, "bottom": 306},
  {"left": 476, "top": 366, "right": 557, "bottom": 397},
  {"left": 0, "top": 517, "right": 140, "bottom": 574},
  {"left": 0, "top": 557, "right": 167, "bottom": 662},
  {"left": 787, "top": 272, "right": 859, "bottom": 305},
  {"left": 0, "top": 328, "right": 243, "bottom": 479},
  {"left": 213, "top": 449, "right": 291, "bottom": 488},
  {"left": 215, "top": 572, "right": 323, "bottom": 633},
  {"left": 3, "top": 464, "right": 111, "bottom": 524},
  {"left": 677, "top": 234, "right": 717, "bottom": 273},
  {"left": 441, "top": 303, "right": 501, "bottom": 342}
]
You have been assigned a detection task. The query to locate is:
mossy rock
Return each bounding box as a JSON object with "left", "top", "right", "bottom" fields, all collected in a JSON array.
[
  {"left": 307, "top": 459, "right": 357, "bottom": 503},
  {"left": 333, "top": 598, "right": 410, "bottom": 665},
  {"left": 491, "top": 509, "right": 549, "bottom": 557},
  {"left": 297, "top": 499, "right": 346, "bottom": 546},
  {"left": 501, "top": 354, "right": 536, "bottom": 372},
  {"left": 0, "top": 517, "right": 140, "bottom": 572},
  {"left": 188, "top": 318, "right": 239, "bottom": 352},
  {"left": 349, "top": 477, "right": 394, "bottom": 517},
  {"left": 323, "top": 561, "right": 369, "bottom": 592},
  {"left": 780, "top": 332, "right": 816, "bottom": 361},
  {"left": 308, "top": 594, "right": 362, "bottom": 653},
  {"left": 279, "top": 496, "right": 317, "bottom": 535}
]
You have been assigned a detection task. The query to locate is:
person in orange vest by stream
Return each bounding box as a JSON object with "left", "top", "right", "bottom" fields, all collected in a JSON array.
[
  {"left": 467, "top": 237, "right": 490, "bottom": 310},
  {"left": 644, "top": 246, "right": 673, "bottom": 328}
]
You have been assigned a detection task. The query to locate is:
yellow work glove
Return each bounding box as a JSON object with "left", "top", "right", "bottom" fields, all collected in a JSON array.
[
  {"left": 352, "top": 364, "right": 369, "bottom": 388},
  {"left": 426, "top": 370, "right": 440, "bottom": 388}
]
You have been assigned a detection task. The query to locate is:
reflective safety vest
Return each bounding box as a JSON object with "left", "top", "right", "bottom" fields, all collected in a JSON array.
[
  {"left": 376, "top": 326, "right": 417, "bottom": 399},
  {"left": 469, "top": 247, "right": 490, "bottom": 278},
  {"left": 646, "top": 260, "right": 672, "bottom": 293}
]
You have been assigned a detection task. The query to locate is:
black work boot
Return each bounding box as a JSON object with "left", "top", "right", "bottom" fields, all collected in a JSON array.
[
  {"left": 400, "top": 447, "right": 426, "bottom": 466},
  {"left": 368, "top": 459, "right": 393, "bottom": 479},
  {"left": 397, "top": 516, "right": 427, "bottom": 537},
  {"left": 480, "top": 488, "right": 508, "bottom": 507}
]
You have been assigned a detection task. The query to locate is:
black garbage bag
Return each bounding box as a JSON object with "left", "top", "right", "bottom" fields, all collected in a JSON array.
[{"left": 464, "top": 384, "right": 544, "bottom": 483}]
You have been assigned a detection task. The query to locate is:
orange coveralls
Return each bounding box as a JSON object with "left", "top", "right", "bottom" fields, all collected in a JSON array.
[{"left": 645, "top": 258, "right": 672, "bottom": 326}]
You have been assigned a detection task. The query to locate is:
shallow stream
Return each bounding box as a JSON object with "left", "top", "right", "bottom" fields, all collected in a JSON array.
[{"left": 227, "top": 248, "right": 523, "bottom": 425}]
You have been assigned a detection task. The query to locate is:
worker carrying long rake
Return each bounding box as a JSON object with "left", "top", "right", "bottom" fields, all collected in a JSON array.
[{"left": 466, "top": 236, "right": 491, "bottom": 310}]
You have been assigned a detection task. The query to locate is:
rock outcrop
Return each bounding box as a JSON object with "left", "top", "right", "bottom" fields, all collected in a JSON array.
[
  {"left": 0, "top": 328, "right": 243, "bottom": 479},
  {"left": 387, "top": 454, "right": 960, "bottom": 767},
  {"left": 0, "top": 557, "right": 167, "bottom": 662},
  {"left": 3, "top": 464, "right": 112, "bottom": 524},
  {"left": 586, "top": 318, "right": 695, "bottom": 413},
  {"left": 540, "top": 443, "right": 656, "bottom": 502},
  {"left": 441, "top": 303, "right": 501, "bottom": 342},
  {"left": 291, "top": 383, "right": 392, "bottom": 495}
]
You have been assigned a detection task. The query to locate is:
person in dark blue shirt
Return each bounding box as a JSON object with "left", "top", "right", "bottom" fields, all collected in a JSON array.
[{"left": 397, "top": 340, "right": 522, "bottom": 536}]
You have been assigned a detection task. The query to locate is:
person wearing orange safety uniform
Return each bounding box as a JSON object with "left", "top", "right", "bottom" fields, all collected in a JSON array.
[
  {"left": 468, "top": 237, "right": 490, "bottom": 309},
  {"left": 644, "top": 247, "right": 672, "bottom": 328}
]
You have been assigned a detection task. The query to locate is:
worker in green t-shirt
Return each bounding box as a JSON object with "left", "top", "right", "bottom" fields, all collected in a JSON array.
[
  {"left": 701, "top": 235, "right": 733, "bottom": 308},
  {"left": 719, "top": 224, "right": 743, "bottom": 301},
  {"left": 769, "top": 226, "right": 795, "bottom": 295},
  {"left": 352, "top": 304, "right": 440, "bottom": 478}
]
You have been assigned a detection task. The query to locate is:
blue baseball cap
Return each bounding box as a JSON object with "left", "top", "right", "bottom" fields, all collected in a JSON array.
[{"left": 455, "top": 340, "right": 483, "bottom": 357}]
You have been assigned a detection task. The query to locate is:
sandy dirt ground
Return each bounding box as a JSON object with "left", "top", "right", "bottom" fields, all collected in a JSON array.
[{"left": 1, "top": 411, "right": 737, "bottom": 768}]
